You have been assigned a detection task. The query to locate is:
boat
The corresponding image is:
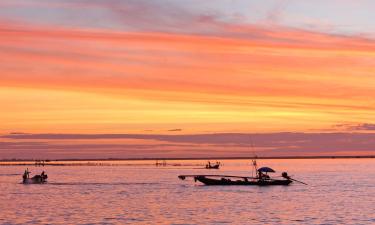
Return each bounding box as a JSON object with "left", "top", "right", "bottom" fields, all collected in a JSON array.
[
  {"left": 179, "top": 174, "right": 292, "bottom": 186},
  {"left": 22, "top": 169, "right": 48, "bottom": 184},
  {"left": 205, "top": 161, "right": 220, "bottom": 169},
  {"left": 155, "top": 160, "right": 167, "bottom": 167},
  {"left": 179, "top": 159, "right": 306, "bottom": 186}
]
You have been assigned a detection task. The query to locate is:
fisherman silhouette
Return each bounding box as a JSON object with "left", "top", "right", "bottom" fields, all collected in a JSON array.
[
  {"left": 23, "top": 170, "right": 27, "bottom": 180},
  {"left": 23, "top": 168, "right": 30, "bottom": 179}
]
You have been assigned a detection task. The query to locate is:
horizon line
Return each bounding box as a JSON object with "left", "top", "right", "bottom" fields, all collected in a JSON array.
[{"left": 1, "top": 155, "right": 374, "bottom": 162}]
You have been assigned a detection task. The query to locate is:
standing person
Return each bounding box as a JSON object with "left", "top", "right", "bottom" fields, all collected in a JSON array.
[
  {"left": 40, "top": 171, "right": 47, "bottom": 181},
  {"left": 258, "top": 170, "right": 263, "bottom": 180},
  {"left": 23, "top": 169, "right": 28, "bottom": 180},
  {"left": 23, "top": 168, "right": 30, "bottom": 180}
]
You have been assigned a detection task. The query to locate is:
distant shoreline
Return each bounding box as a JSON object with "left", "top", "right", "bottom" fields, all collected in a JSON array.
[{"left": 1, "top": 155, "right": 374, "bottom": 162}]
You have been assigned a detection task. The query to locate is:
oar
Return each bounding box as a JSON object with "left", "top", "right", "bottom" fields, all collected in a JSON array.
[{"left": 289, "top": 177, "right": 308, "bottom": 185}]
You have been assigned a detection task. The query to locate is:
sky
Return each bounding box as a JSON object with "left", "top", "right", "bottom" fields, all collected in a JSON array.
[{"left": 1, "top": 0, "right": 375, "bottom": 159}]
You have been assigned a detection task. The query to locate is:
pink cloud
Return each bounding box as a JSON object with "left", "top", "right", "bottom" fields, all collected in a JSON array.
[{"left": 1, "top": 132, "right": 375, "bottom": 159}]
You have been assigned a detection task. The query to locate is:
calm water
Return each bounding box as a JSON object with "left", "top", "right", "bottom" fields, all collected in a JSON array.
[{"left": 0, "top": 159, "right": 374, "bottom": 225}]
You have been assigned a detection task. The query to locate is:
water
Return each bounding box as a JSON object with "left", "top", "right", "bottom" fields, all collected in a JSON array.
[{"left": 0, "top": 159, "right": 374, "bottom": 224}]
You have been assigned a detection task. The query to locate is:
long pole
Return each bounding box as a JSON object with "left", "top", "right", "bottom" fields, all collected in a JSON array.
[
  {"left": 249, "top": 135, "right": 258, "bottom": 177},
  {"left": 290, "top": 178, "right": 308, "bottom": 185}
]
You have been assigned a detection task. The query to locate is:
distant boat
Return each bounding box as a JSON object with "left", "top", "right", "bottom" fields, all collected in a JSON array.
[
  {"left": 22, "top": 169, "right": 48, "bottom": 184},
  {"left": 179, "top": 159, "right": 306, "bottom": 186},
  {"left": 34, "top": 160, "right": 45, "bottom": 167},
  {"left": 205, "top": 161, "right": 220, "bottom": 169},
  {"left": 155, "top": 160, "right": 167, "bottom": 167}
]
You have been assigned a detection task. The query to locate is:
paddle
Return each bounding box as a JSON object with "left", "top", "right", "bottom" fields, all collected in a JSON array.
[{"left": 289, "top": 177, "right": 308, "bottom": 185}]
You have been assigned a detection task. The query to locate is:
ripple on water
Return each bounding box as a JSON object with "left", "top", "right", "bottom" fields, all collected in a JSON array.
[{"left": 0, "top": 159, "right": 374, "bottom": 224}]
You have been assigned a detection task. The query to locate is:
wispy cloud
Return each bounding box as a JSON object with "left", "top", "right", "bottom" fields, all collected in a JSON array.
[
  {"left": 1, "top": 132, "right": 375, "bottom": 159},
  {"left": 1, "top": 1, "right": 375, "bottom": 147},
  {"left": 1, "top": 21, "right": 375, "bottom": 135},
  {"left": 168, "top": 129, "right": 182, "bottom": 132},
  {"left": 335, "top": 123, "right": 375, "bottom": 131},
  {"left": 264, "top": 0, "right": 291, "bottom": 24}
]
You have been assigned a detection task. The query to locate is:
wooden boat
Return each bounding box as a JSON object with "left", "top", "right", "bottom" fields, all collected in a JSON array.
[
  {"left": 155, "top": 160, "right": 167, "bottom": 167},
  {"left": 23, "top": 175, "right": 48, "bottom": 184},
  {"left": 179, "top": 159, "right": 306, "bottom": 186},
  {"left": 205, "top": 161, "right": 220, "bottom": 169},
  {"left": 22, "top": 169, "right": 48, "bottom": 184},
  {"left": 179, "top": 174, "right": 292, "bottom": 186}
]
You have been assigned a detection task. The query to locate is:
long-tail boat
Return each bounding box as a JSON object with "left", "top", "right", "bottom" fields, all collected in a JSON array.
[
  {"left": 178, "top": 160, "right": 306, "bottom": 186},
  {"left": 179, "top": 174, "right": 292, "bottom": 186}
]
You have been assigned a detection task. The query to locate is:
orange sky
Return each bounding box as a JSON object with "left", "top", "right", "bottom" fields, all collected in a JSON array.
[
  {"left": 1, "top": 1, "right": 375, "bottom": 158},
  {"left": 1, "top": 23, "right": 375, "bottom": 135}
]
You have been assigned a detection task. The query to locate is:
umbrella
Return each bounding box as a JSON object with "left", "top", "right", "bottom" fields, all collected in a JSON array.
[{"left": 257, "top": 167, "right": 275, "bottom": 173}]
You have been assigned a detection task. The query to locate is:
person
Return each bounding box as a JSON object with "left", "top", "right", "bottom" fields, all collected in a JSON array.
[
  {"left": 23, "top": 168, "right": 30, "bottom": 180},
  {"left": 258, "top": 171, "right": 270, "bottom": 180},
  {"left": 40, "top": 171, "right": 48, "bottom": 181},
  {"left": 282, "top": 172, "right": 290, "bottom": 180},
  {"left": 23, "top": 170, "right": 28, "bottom": 180},
  {"left": 258, "top": 171, "right": 263, "bottom": 180}
]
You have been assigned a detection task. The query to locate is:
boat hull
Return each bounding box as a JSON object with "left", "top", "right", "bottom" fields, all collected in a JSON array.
[
  {"left": 22, "top": 175, "right": 47, "bottom": 184},
  {"left": 206, "top": 165, "right": 220, "bottom": 169},
  {"left": 195, "top": 176, "right": 292, "bottom": 186}
]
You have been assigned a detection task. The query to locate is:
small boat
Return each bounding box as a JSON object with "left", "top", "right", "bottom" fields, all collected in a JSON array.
[
  {"left": 179, "top": 174, "right": 292, "bottom": 186},
  {"left": 155, "top": 160, "right": 167, "bottom": 167},
  {"left": 179, "top": 160, "right": 306, "bottom": 186},
  {"left": 22, "top": 169, "right": 48, "bottom": 184},
  {"left": 205, "top": 161, "right": 220, "bottom": 169}
]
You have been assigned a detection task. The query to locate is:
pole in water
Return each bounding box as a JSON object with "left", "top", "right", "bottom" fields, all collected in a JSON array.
[
  {"left": 282, "top": 172, "right": 307, "bottom": 185},
  {"left": 290, "top": 178, "right": 308, "bottom": 185}
]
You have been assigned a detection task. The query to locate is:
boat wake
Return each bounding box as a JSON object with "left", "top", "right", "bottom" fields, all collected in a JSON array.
[{"left": 0, "top": 173, "right": 20, "bottom": 176}]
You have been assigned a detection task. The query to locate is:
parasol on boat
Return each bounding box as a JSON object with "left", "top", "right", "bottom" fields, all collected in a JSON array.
[{"left": 257, "top": 167, "right": 275, "bottom": 173}]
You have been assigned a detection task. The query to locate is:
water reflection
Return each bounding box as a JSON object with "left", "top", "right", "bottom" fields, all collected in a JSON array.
[{"left": 0, "top": 159, "right": 374, "bottom": 224}]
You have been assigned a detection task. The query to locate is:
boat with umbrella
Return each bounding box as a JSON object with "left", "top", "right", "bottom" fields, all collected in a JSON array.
[{"left": 178, "top": 160, "right": 306, "bottom": 186}]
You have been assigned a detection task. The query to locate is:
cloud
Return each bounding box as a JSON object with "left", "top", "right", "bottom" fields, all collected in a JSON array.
[
  {"left": 335, "top": 123, "right": 375, "bottom": 131},
  {"left": 355, "top": 123, "right": 375, "bottom": 130},
  {"left": 9, "top": 132, "right": 30, "bottom": 135},
  {"left": 0, "top": 0, "right": 231, "bottom": 36},
  {"left": 1, "top": 3, "right": 375, "bottom": 140},
  {"left": 1, "top": 132, "right": 375, "bottom": 159},
  {"left": 167, "top": 129, "right": 182, "bottom": 132},
  {"left": 265, "top": 0, "right": 291, "bottom": 24}
]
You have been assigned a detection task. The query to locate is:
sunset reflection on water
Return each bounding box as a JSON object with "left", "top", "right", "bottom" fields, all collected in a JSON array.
[{"left": 0, "top": 159, "right": 374, "bottom": 224}]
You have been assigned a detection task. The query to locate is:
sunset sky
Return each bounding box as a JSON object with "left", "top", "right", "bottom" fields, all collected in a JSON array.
[{"left": 1, "top": 0, "right": 375, "bottom": 159}]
